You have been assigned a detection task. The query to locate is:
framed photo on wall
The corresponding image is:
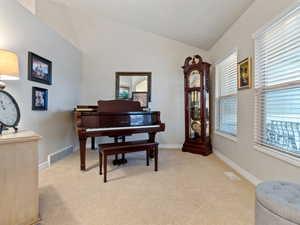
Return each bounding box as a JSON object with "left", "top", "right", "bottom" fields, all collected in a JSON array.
[
  {"left": 32, "top": 87, "right": 48, "bottom": 111},
  {"left": 118, "top": 86, "right": 130, "bottom": 99},
  {"left": 28, "top": 52, "right": 52, "bottom": 85},
  {"left": 238, "top": 57, "right": 252, "bottom": 90},
  {"left": 132, "top": 92, "right": 148, "bottom": 108}
]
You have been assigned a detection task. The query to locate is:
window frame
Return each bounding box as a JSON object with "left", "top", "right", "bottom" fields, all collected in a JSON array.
[
  {"left": 214, "top": 49, "right": 238, "bottom": 138},
  {"left": 253, "top": 0, "right": 300, "bottom": 165}
]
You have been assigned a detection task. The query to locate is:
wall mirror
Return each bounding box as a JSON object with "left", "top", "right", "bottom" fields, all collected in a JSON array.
[{"left": 115, "top": 72, "right": 152, "bottom": 102}]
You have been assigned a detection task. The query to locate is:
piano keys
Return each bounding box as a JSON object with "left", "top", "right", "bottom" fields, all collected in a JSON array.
[{"left": 74, "top": 100, "right": 165, "bottom": 171}]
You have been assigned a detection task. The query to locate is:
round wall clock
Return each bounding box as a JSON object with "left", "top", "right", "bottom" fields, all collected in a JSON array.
[{"left": 0, "top": 90, "right": 20, "bottom": 134}]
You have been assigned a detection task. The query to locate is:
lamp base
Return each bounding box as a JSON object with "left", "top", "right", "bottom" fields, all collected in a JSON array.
[{"left": 0, "top": 81, "right": 6, "bottom": 90}]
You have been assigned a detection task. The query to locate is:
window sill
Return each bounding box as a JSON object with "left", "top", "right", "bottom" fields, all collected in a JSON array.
[
  {"left": 254, "top": 145, "right": 300, "bottom": 168},
  {"left": 214, "top": 131, "right": 238, "bottom": 142}
]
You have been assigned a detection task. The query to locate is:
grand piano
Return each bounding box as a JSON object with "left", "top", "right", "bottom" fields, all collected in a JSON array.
[{"left": 74, "top": 100, "right": 165, "bottom": 171}]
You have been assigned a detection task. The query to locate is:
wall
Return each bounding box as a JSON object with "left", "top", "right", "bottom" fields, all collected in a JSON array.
[
  {"left": 1, "top": 0, "right": 82, "bottom": 163},
  {"left": 209, "top": 0, "right": 300, "bottom": 183},
  {"left": 17, "top": 0, "right": 36, "bottom": 14},
  {"left": 35, "top": 0, "right": 79, "bottom": 49},
  {"left": 35, "top": 1, "right": 210, "bottom": 145},
  {"left": 78, "top": 19, "right": 210, "bottom": 145}
]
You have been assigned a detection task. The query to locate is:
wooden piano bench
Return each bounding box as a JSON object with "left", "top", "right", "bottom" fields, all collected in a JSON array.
[{"left": 99, "top": 141, "right": 159, "bottom": 183}]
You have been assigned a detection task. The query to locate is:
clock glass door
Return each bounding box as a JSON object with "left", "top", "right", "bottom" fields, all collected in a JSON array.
[{"left": 189, "top": 90, "right": 201, "bottom": 139}]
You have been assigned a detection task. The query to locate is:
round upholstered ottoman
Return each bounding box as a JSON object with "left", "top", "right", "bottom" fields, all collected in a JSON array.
[{"left": 256, "top": 181, "right": 300, "bottom": 225}]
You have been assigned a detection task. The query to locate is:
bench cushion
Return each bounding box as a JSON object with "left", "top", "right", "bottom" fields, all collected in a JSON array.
[{"left": 256, "top": 181, "right": 300, "bottom": 224}]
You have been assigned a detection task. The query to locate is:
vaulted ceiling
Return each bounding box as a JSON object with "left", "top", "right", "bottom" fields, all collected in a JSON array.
[{"left": 31, "top": 0, "right": 254, "bottom": 50}]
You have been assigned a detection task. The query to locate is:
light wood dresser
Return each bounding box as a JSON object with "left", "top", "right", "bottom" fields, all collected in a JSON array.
[{"left": 0, "top": 130, "right": 42, "bottom": 225}]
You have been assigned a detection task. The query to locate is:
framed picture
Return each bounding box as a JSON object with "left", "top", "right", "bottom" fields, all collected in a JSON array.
[
  {"left": 118, "top": 86, "right": 130, "bottom": 99},
  {"left": 28, "top": 52, "right": 52, "bottom": 85},
  {"left": 238, "top": 57, "right": 252, "bottom": 90},
  {"left": 132, "top": 92, "right": 148, "bottom": 108},
  {"left": 32, "top": 87, "right": 48, "bottom": 111}
]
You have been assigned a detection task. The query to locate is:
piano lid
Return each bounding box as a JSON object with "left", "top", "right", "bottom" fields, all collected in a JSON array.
[{"left": 97, "top": 100, "right": 143, "bottom": 113}]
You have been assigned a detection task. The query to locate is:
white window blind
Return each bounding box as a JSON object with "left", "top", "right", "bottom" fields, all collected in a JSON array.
[
  {"left": 254, "top": 2, "right": 300, "bottom": 157},
  {"left": 216, "top": 51, "right": 238, "bottom": 135}
]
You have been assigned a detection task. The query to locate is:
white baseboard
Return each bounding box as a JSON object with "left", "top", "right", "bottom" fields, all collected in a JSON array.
[
  {"left": 39, "top": 161, "right": 49, "bottom": 171},
  {"left": 213, "top": 149, "right": 262, "bottom": 186},
  {"left": 39, "top": 145, "right": 73, "bottom": 172},
  {"left": 160, "top": 144, "right": 181, "bottom": 149}
]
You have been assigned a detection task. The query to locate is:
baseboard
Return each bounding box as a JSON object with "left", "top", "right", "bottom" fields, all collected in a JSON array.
[
  {"left": 160, "top": 144, "right": 181, "bottom": 149},
  {"left": 39, "top": 145, "right": 74, "bottom": 172},
  {"left": 48, "top": 145, "right": 74, "bottom": 166},
  {"left": 213, "top": 148, "right": 262, "bottom": 186},
  {"left": 39, "top": 161, "right": 49, "bottom": 171}
]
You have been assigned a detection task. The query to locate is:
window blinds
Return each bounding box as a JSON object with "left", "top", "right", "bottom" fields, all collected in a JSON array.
[
  {"left": 254, "top": 3, "right": 300, "bottom": 157},
  {"left": 218, "top": 52, "right": 238, "bottom": 96},
  {"left": 216, "top": 51, "right": 238, "bottom": 135}
]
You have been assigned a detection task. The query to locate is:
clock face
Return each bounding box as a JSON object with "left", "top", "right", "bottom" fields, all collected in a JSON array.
[
  {"left": 0, "top": 90, "right": 20, "bottom": 127},
  {"left": 189, "top": 70, "right": 201, "bottom": 88}
]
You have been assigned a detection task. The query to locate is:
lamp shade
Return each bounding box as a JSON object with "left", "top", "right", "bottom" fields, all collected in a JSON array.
[{"left": 0, "top": 50, "right": 19, "bottom": 80}]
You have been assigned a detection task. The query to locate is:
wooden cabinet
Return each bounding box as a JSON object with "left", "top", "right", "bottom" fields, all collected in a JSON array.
[
  {"left": 182, "top": 55, "right": 212, "bottom": 156},
  {"left": 0, "top": 130, "right": 41, "bottom": 225}
]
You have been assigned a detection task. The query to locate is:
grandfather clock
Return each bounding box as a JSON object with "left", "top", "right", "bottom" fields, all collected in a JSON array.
[{"left": 182, "top": 55, "right": 212, "bottom": 156}]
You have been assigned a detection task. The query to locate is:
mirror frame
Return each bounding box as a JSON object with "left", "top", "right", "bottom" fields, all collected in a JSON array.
[{"left": 115, "top": 72, "right": 152, "bottom": 102}]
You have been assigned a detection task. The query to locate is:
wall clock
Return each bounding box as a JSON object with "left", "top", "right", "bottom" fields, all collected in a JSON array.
[{"left": 0, "top": 90, "right": 20, "bottom": 135}]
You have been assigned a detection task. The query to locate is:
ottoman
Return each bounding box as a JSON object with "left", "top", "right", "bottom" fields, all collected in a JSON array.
[{"left": 256, "top": 181, "right": 300, "bottom": 225}]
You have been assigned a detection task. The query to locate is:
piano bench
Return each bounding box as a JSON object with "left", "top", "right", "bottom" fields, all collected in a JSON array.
[{"left": 99, "top": 141, "right": 159, "bottom": 183}]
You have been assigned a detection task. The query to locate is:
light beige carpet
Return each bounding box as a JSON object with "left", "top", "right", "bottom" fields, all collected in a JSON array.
[{"left": 39, "top": 149, "right": 255, "bottom": 225}]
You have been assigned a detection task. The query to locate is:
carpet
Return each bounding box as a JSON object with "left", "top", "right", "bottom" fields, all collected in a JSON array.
[{"left": 39, "top": 148, "right": 255, "bottom": 225}]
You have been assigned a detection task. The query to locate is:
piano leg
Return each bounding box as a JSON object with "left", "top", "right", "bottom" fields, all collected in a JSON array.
[
  {"left": 113, "top": 154, "right": 119, "bottom": 166},
  {"left": 80, "top": 137, "right": 87, "bottom": 171},
  {"left": 91, "top": 137, "right": 96, "bottom": 150},
  {"left": 148, "top": 132, "right": 157, "bottom": 158},
  {"left": 112, "top": 136, "right": 128, "bottom": 165},
  {"left": 121, "top": 136, "right": 127, "bottom": 164}
]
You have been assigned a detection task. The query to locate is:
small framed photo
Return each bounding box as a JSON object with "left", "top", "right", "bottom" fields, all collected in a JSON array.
[
  {"left": 32, "top": 87, "right": 48, "bottom": 111},
  {"left": 238, "top": 57, "right": 252, "bottom": 90},
  {"left": 28, "top": 52, "right": 52, "bottom": 85},
  {"left": 118, "top": 86, "right": 130, "bottom": 99},
  {"left": 132, "top": 92, "right": 148, "bottom": 108}
]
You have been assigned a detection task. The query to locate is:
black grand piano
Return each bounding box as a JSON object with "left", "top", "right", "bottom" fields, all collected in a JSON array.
[{"left": 74, "top": 100, "right": 165, "bottom": 171}]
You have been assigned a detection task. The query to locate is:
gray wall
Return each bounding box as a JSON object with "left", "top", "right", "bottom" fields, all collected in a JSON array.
[
  {"left": 1, "top": 0, "right": 82, "bottom": 163},
  {"left": 209, "top": 0, "right": 300, "bottom": 184},
  {"left": 34, "top": 0, "right": 211, "bottom": 146}
]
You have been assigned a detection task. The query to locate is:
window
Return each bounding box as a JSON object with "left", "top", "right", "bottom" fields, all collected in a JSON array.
[
  {"left": 215, "top": 51, "right": 238, "bottom": 136},
  {"left": 254, "top": 2, "right": 300, "bottom": 158}
]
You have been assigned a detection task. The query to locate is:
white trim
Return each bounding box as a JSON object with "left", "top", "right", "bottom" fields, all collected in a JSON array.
[
  {"left": 159, "top": 144, "right": 181, "bottom": 149},
  {"left": 254, "top": 145, "right": 300, "bottom": 168},
  {"left": 39, "top": 145, "right": 73, "bottom": 172},
  {"left": 47, "top": 145, "right": 73, "bottom": 165},
  {"left": 253, "top": 0, "right": 300, "bottom": 38},
  {"left": 214, "top": 149, "right": 262, "bottom": 186},
  {"left": 214, "top": 131, "right": 238, "bottom": 142},
  {"left": 39, "top": 161, "right": 49, "bottom": 171}
]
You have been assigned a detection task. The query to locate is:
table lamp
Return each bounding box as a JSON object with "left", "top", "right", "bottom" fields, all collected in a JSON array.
[{"left": 0, "top": 50, "right": 19, "bottom": 89}]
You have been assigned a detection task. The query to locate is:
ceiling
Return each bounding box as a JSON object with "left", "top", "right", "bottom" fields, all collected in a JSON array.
[{"left": 40, "top": 0, "right": 254, "bottom": 50}]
